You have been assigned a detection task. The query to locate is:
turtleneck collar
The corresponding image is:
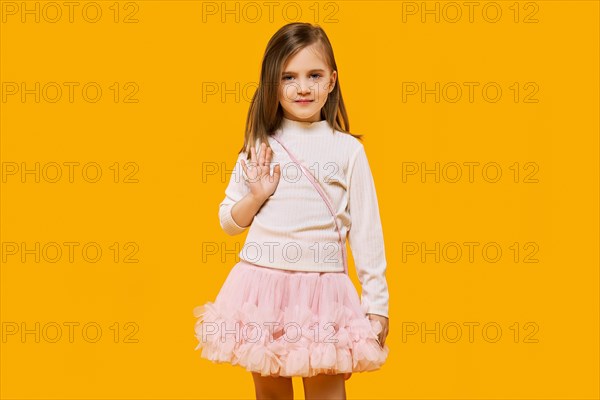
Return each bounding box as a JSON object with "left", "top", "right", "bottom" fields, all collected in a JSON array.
[{"left": 276, "top": 117, "right": 334, "bottom": 137}]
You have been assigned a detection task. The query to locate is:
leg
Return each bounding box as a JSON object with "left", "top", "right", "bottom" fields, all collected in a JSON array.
[
  {"left": 251, "top": 372, "right": 294, "bottom": 400},
  {"left": 302, "top": 373, "right": 346, "bottom": 400}
]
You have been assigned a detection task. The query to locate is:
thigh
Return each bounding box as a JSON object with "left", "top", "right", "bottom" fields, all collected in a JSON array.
[
  {"left": 251, "top": 372, "right": 293, "bottom": 400},
  {"left": 302, "top": 373, "right": 346, "bottom": 400}
]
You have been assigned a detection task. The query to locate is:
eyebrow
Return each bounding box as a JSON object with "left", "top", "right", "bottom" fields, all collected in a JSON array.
[{"left": 281, "top": 69, "right": 326, "bottom": 75}]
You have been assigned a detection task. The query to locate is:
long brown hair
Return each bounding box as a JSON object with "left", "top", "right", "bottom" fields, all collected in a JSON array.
[{"left": 238, "top": 22, "right": 363, "bottom": 159}]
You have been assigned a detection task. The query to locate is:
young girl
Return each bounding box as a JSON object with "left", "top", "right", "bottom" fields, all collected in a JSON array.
[{"left": 193, "top": 22, "right": 390, "bottom": 399}]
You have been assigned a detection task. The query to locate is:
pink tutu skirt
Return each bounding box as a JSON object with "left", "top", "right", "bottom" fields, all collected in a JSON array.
[{"left": 193, "top": 260, "right": 389, "bottom": 378}]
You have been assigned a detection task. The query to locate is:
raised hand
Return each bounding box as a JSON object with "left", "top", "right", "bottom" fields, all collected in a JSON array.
[{"left": 240, "top": 142, "right": 281, "bottom": 203}]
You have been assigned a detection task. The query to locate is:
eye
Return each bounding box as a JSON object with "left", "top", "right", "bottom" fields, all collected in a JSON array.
[{"left": 281, "top": 74, "right": 322, "bottom": 81}]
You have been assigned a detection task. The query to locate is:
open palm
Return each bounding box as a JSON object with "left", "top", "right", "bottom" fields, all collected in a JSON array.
[{"left": 240, "top": 142, "right": 281, "bottom": 202}]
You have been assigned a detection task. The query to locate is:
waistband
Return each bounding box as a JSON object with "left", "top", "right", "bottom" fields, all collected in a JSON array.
[{"left": 237, "top": 259, "right": 345, "bottom": 275}]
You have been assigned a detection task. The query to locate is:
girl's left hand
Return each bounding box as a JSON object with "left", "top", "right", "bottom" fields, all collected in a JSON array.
[
  {"left": 342, "top": 314, "right": 388, "bottom": 381},
  {"left": 366, "top": 313, "right": 389, "bottom": 348}
]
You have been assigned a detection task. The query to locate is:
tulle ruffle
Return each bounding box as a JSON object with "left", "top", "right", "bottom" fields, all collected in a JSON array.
[{"left": 193, "top": 260, "right": 389, "bottom": 378}]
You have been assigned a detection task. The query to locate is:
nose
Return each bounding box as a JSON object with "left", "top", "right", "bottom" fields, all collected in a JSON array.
[{"left": 297, "top": 77, "right": 313, "bottom": 94}]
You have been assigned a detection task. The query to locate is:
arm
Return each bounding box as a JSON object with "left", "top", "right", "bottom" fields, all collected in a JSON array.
[
  {"left": 218, "top": 151, "right": 267, "bottom": 235},
  {"left": 346, "top": 144, "right": 390, "bottom": 318}
]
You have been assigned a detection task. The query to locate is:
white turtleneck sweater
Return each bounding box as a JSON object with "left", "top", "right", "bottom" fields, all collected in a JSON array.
[{"left": 218, "top": 117, "right": 389, "bottom": 318}]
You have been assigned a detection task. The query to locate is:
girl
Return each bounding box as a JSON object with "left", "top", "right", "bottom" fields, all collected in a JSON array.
[{"left": 194, "top": 22, "right": 390, "bottom": 399}]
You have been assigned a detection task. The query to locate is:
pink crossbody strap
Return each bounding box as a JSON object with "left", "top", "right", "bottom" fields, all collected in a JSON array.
[{"left": 270, "top": 134, "right": 348, "bottom": 275}]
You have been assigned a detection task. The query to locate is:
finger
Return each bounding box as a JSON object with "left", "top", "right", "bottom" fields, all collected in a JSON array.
[
  {"left": 258, "top": 143, "right": 266, "bottom": 166},
  {"left": 241, "top": 158, "right": 254, "bottom": 182},
  {"left": 271, "top": 163, "right": 280, "bottom": 181},
  {"left": 262, "top": 146, "right": 270, "bottom": 171}
]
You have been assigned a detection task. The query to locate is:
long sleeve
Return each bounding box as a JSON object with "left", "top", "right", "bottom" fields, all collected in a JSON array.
[
  {"left": 346, "top": 144, "right": 390, "bottom": 318},
  {"left": 218, "top": 151, "right": 251, "bottom": 236}
]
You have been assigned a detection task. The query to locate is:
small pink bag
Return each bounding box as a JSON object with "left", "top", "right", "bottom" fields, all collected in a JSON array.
[{"left": 270, "top": 134, "right": 348, "bottom": 276}]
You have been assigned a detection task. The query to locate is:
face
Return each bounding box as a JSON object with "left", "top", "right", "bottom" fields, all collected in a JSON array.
[{"left": 278, "top": 44, "right": 337, "bottom": 123}]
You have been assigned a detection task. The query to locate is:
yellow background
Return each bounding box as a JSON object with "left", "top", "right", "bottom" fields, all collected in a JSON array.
[{"left": 1, "top": 1, "right": 598, "bottom": 399}]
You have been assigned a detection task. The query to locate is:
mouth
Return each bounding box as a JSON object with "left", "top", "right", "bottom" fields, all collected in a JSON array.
[{"left": 295, "top": 100, "right": 314, "bottom": 103}]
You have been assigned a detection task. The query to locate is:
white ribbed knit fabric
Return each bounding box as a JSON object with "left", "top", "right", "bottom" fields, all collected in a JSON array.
[{"left": 218, "top": 117, "right": 389, "bottom": 318}]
